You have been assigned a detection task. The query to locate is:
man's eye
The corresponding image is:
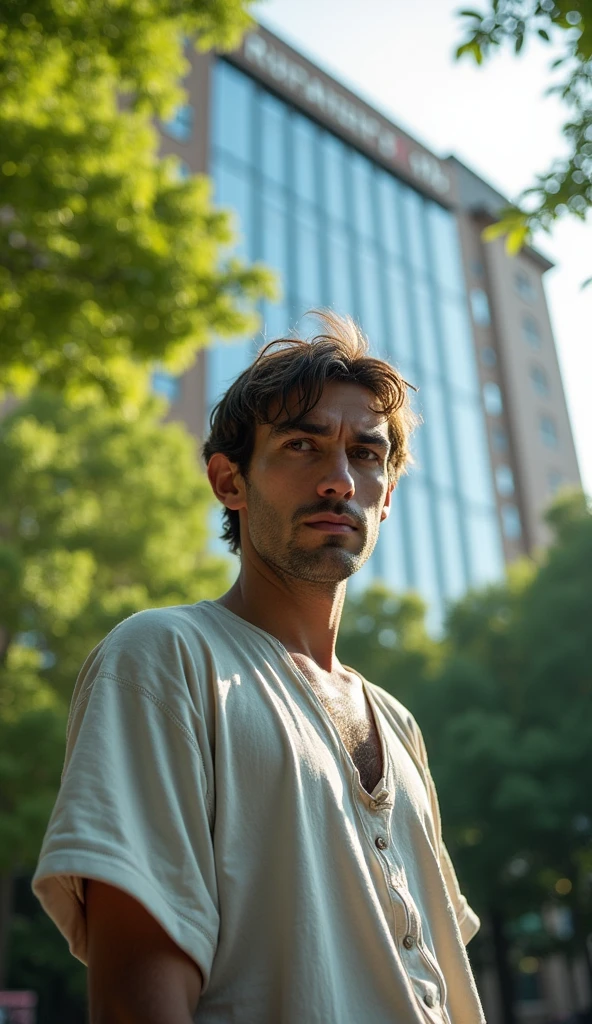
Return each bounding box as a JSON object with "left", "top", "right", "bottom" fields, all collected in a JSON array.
[
  {"left": 353, "top": 448, "right": 378, "bottom": 461},
  {"left": 286, "top": 439, "right": 314, "bottom": 451}
]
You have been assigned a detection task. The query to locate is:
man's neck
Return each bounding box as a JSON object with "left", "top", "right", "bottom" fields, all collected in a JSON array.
[{"left": 216, "top": 560, "right": 346, "bottom": 674}]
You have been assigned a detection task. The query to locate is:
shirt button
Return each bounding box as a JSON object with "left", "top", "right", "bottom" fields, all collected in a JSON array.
[
  {"left": 424, "top": 992, "right": 437, "bottom": 1008},
  {"left": 403, "top": 934, "right": 415, "bottom": 949},
  {"left": 375, "top": 836, "right": 388, "bottom": 850}
]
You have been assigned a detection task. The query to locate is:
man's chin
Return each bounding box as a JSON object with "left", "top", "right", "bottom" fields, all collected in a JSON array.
[{"left": 285, "top": 546, "right": 366, "bottom": 582}]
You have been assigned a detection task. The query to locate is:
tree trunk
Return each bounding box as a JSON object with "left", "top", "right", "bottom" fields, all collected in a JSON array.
[{"left": 489, "top": 906, "right": 517, "bottom": 1024}]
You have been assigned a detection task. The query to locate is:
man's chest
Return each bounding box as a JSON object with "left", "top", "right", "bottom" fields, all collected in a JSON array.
[{"left": 289, "top": 656, "right": 383, "bottom": 795}]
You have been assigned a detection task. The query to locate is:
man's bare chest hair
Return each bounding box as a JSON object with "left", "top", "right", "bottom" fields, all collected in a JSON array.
[{"left": 290, "top": 656, "right": 383, "bottom": 795}]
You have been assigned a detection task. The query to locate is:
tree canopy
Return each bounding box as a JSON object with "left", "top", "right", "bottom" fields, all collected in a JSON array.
[
  {"left": 339, "top": 490, "right": 592, "bottom": 967},
  {"left": 0, "top": 386, "right": 230, "bottom": 989},
  {"left": 0, "top": 0, "right": 275, "bottom": 403},
  {"left": 455, "top": 1, "right": 592, "bottom": 261}
]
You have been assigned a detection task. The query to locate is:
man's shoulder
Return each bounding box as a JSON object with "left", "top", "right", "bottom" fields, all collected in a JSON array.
[
  {"left": 102, "top": 600, "right": 237, "bottom": 651},
  {"left": 80, "top": 601, "right": 227, "bottom": 688},
  {"left": 105, "top": 601, "right": 209, "bottom": 646}
]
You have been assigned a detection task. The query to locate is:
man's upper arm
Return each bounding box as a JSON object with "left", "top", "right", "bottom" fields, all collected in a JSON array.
[
  {"left": 86, "top": 879, "right": 202, "bottom": 1023},
  {"left": 32, "top": 611, "right": 220, "bottom": 984}
]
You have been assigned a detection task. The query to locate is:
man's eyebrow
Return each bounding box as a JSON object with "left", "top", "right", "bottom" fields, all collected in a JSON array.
[
  {"left": 270, "top": 420, "right": 390, "bottom": 452},
  {"left": 353, "top": 432, "right": 391, "bottom": 453}
]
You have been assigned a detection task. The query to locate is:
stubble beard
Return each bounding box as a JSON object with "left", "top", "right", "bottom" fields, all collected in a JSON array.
[{"left": 244, "top": 481, "right": 380, "bottom": 586}]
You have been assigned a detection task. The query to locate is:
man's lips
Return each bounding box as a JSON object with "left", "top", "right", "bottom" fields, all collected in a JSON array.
[
  {"left": 305, "top": 521, "right": 356, "bottom": 533},
  {"left": 302, "top": 514, "right": 358, "bottom": 533}
]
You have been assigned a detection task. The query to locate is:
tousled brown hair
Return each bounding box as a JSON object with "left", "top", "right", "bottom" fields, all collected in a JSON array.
[{"left": 202, "top": 309, "right": 418, "bottom": 554}]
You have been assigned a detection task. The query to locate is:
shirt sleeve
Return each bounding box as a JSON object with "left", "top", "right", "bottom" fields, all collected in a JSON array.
[
  {"left": 31, "top": 610, "right": 219, "bottom": 989},
  {"left": 408, "top": 711, "right": 480, "bottom": 946},
  {"left": 439, "top": 841, "right": 480, "bottom": 946}
]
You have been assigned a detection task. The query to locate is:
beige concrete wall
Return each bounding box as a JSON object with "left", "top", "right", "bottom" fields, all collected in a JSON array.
[
  {"left": 158, "top": 46, "right": 212, "bottom": 175},
  {"left": 455, "top": 197, "right": 581, "bottom": 560},
  {"left": 157, "top": 47, "right": 212, "bottom": 446},
  {"left": 456, "top": 211, "right": 530, "bottom": 561},
  {"left": 483, "top": 235, "right": 581, "bottom": 552}
]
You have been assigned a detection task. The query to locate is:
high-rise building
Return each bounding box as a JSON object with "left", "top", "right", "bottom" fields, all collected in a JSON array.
[{"left": 157, "top": 24, "right": 581, "bottom": 627}]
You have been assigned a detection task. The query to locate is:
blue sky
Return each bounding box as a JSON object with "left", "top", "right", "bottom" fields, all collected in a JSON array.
[{"left": 256, "top": 0, "right": 592, "bottom": 495}]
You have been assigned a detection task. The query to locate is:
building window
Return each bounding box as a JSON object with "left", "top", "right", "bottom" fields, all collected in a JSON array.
[
  {"left": 540, "top": 414, "right": 558, "bottom": 449},
  {"left": 322, "top": 132, "right": 348, "bottom": 224},
  {"left": 427, "top": 201, "right": 465, "bottom": 294},
  {"left": 495, "top": 464, "right": 515, "bottom": 497},
  {"left": 523, "top": 315, "right": 541, "bottom": 349},
  {"left": 439, "top": 296, "right": 480, "bottom": 394},
  {"left": 492, "top": 426, "right": 508, "bottom": 452},
  {"left": 483, "top": 381, "right": 503, "bottom": 416},
  {"left": 162, "top": 103, "right": 194, "bottom": 143},
  {"left": 515, "top": 269, "right": 536, "bottom": 303},
  {"left": 259, "top": 93, "right": 286, "bottom": 185},
  {"left": 292, "top": 113, "right": 319, "bottom": 205},
  {"left": 548, "top": 469, "right": 564, "bottom": 495},
  {"left": 530, "top": 365, "right": 550, "bottom": 397},
  {"left": 470, "top": 287, "right": 491, "bottom": 326},
  {"left": 480, "top": 346, "right": 497, "bottom": 367},
  {"left": 213, "top": 61, "right": 253, "bottom": 163},
  {"left": 151, "top": 371, "right": 181, "bottom": 402},
  {"left": 501, "top": 503, "right": 522, "bottom": 539}
]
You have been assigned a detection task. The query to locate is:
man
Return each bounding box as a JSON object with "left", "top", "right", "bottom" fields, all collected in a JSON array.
[{"left": 33, "top": 311, "right": 485, "bottom": 1023}]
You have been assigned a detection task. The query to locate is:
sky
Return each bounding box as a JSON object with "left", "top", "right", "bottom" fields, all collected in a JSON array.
[{"left": 254, "top": 0, "right": 592, "bottom": 495}]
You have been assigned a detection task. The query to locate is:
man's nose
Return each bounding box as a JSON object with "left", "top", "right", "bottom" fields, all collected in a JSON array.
[{"left": 316, "top": 452, "right": 355, "bottom": 500}]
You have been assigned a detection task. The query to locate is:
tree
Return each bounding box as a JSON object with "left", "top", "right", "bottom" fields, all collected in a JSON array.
[
  {"left": 0, "top": 0, "right": 276, "bottom": 402},
  {"left": 455, "top": 1, "right": 592, "bottom": 261},
  {"left": 340, "top": 492, "right": 592, "bottom": 1017},
  {"left": 427, "top": 492, "right": 592, "bottom": 921},
  {"left": 337, "top": 583, "right": 440, "bottom": 714},
  {"left": 0, "top": 389, "right": 231, "bottom": 991}
]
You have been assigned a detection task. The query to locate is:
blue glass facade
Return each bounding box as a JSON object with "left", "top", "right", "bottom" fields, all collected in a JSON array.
[{"left": 208, "top": 58, "right": 504, "bottom": 623}]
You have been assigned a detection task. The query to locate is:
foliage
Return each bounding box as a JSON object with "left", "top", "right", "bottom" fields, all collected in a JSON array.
[
  {"left": 0, "top": 388, "right": 230, "bottom": 877},
  {"left": 0, "top": 0, "right": 276, "bottom": 403},
  {"left": 0, "top": 651, "right": 67, "bottom": 876},
  {"left": 7, "top": 875, "right": 87, "bottom": 1024},
  {"left": 340, "top": 490, "right": 592, "bottom": 957},
  {"left": 455, "top": 1, "right": 592, "bottom": 263},
  {"left": 430, "top": 491, "right": 592, "bottom": 941},
  {"left": 337, "top": 584, "right": 440, "bottom": 712}
]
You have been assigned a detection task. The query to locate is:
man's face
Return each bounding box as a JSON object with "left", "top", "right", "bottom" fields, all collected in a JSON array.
[{"left": 240, "top": 381, "right": 393, "bottom": 584}]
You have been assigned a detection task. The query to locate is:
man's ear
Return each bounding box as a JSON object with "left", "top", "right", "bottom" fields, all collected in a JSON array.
[
  {"left": 207, "top": 453, "right": 246, "bottom": 511},
  {"left": 380, "top": 482, "right": 395, "bottom": 523}
]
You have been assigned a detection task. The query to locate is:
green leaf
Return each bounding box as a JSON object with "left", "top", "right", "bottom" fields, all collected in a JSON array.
[
  {"left": 455, "top": 39, "right": 482, "bottom": 60},
  {"left": 580, "top": 276, "right": 592, "bottom": 290},
  {"left": 538, "top": 28, "right": 550, "bottom": 41},
  {"left": 515, "top": 32, "right": 525, "bottom": 53},
  {"left": 482, "top": 220, "right": 511, "bottom": 241},
  {"left": 457, "top": 8, "right": 484, "bottom": 19},
  {"left": 505, "top": 224, "right": 529, "bottom": 255}
]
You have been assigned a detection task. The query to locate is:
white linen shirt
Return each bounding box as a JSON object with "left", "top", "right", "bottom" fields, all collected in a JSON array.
[{"left": 32, "top": 600, "right": 485, "bottom": 1023}]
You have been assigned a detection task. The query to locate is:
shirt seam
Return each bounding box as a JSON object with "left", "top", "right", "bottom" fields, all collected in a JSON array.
[
  {"left": 42, "top": 845, "right": 218, "bottom": 950},
  {"left": 70, "top": 672, "right": 213, "bottom": 820}
]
